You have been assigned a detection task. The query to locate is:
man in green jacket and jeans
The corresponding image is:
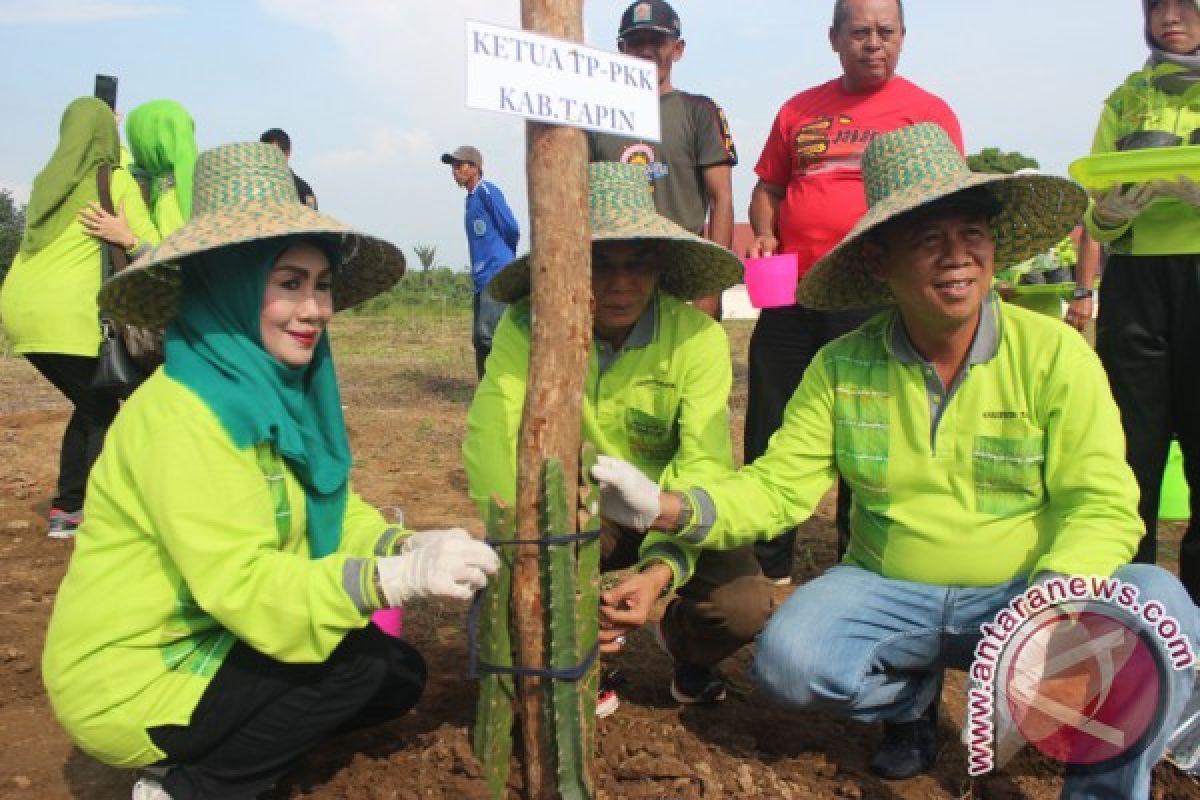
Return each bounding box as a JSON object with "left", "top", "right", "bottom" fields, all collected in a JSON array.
[
  {"left": 593, "top": 125, "right": 1200, "bottom": 795},
  {"left": 463, "top": 162, "right": 773, "bottom": 716}
]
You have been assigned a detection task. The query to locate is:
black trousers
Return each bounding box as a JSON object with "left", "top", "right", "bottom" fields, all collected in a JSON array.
[
  {"left": 149, "top": 626, "right": 426, "bottom": 800},
  {"left": 745, "top": 304, "right": 880, "bottom": 579},
  {"left": 1096, "top": 253, "right": 1200, "bottom": 602},
  {"left": 25, "top": 353, "right": 119, "bottom": 513}
]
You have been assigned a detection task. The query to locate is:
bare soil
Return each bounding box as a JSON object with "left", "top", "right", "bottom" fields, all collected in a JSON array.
[{"left": 0, "top": 315, "right": 1196, "bottom": 799}]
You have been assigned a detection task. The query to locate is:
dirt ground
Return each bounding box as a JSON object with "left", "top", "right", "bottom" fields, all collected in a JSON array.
[{"left": 1, "top": 314, "right": 1197, "bottom": 799}]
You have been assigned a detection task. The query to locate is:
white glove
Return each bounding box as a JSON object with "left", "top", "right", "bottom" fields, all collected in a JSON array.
[
  {"left": 376, "top": 533, "right": 499, "bottom": 606},
  {"left": 590, "top": 455, "right": 662, "bottom": 531},
  {"left": 1155, "top": 177, "right": 1200, "bottom": 208},
  {"left": 400, "top": 527, "right": 473, "bottom": 554},
  {"left": 1090, "top": 182, "right": 1160, "bottom": 228}
]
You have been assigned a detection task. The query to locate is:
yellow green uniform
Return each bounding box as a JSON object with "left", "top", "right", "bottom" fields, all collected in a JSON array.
[
  {"left": 1080, "top": 61, "right": 1200, "bottom": 599},
  {"left": 0, "top": 167, "right": 158, "bottom": 355},
  {"left": 1083, "top": 64, "right": 1200, "bottom": 254},
  {"left": 150, "top": 182, "right": 186, "bottom": 237},
  {"left": 42, "top": 371, "right": 404, "bottom": 766},
  {"left": 677, "top": 298, "right": 1143, "bottom": 585},
  {"left": 463, "top": 293, "right": 734, "bottom": 587}
]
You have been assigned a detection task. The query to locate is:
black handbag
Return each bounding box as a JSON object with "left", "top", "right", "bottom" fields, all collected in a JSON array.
[
  {"left": 90, "top": 165, "right": 152, "bottom": 397},
  {"left": 92, "top": 314, "right": 144, "bottom": 397}
]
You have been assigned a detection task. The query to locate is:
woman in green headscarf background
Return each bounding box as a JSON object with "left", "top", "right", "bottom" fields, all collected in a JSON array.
[
  {"left": 1081, "top": 0, "right": 1200, "bottom": 600},
  {"left": 79, "top": 99, "right": 197, "bottom": 243},
  {"left": 127, "top": 99, "right": 197, "bottom": 237},
  {"left": 0, "top": 96, "right": 159, "bottom": 537},
  {"left": 41, "top": 141, "right": 498, "bottom": 800}
]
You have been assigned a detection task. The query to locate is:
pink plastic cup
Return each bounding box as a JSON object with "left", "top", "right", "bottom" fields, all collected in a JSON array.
[
  {"left": 372, "top": 608, "right": 405, "bottom": 638},
  {"left": 743, "top": 253, "right": 799, "bottom": 309}
]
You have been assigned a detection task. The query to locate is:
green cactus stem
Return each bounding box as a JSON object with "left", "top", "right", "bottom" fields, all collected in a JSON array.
[
  {"left": 474, "top": 500, "right": 516, "bottom": 798},
  {"left": 541, "top": 459, "right": 589, "bottom": 798}
]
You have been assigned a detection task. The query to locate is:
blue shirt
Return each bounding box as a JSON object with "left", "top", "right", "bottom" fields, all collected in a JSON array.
[{"left": 464, "top": 179, "right": 520, "bottom": 293}]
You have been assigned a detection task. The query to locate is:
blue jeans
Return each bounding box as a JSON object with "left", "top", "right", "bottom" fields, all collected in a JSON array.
[
  {"left": 754, "top": 564, "right": 1198, "bottom": 799},
  {"left": 472, "top": 289, "right": 508, "bottom": 379}
]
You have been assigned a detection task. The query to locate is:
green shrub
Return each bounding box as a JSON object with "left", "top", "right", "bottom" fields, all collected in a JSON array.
[{"left": 349, "top": 268, "right": 474, "bottom": 316}]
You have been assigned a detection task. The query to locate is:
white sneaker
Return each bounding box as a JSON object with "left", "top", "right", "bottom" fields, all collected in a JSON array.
[{"left": 132, "top": 776, "right": 173, "bottom": 800}]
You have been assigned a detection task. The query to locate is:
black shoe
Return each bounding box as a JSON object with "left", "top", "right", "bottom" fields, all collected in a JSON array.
[
  {"left": 671, "top": 662, "right": 727, "bottom": 705},
  {"left": 870, "top": 704, "right": 939, "bottom": 780},
  {"left": 651, "top": 612, "right": 727, "bottom": 705}
]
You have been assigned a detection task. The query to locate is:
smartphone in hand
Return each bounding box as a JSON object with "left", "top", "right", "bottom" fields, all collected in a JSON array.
[{"left": 94, "top": 74, "right": 118, "bottom": 110}]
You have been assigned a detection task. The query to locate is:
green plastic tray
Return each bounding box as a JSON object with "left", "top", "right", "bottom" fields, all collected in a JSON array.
[
  {"left": 1008, "top": 282, "right": 1076, "bottom": 298},
  {"left": 1068, "top": 146, "right": 1200, "bottom": 190}
]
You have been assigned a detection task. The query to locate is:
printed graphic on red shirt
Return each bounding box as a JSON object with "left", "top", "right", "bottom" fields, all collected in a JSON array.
[
  {"left": 793, "top": 114, "right": 881, "bottom": 177},
  {"left": 618, "top": 142, "right": 669, "bottom": 191}
]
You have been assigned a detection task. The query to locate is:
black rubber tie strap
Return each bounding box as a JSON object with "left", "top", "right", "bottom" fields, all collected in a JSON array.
[
  {"left": 466, "top": 529, "right": 601, "bottom": 681},
  {"left": 486, "top": 529, "right": 600, "bottom": 547}
]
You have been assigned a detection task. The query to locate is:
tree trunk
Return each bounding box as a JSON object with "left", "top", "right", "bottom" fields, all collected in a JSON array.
[{"left": 514, "top": 1, "right": 590, "bottom": 796}]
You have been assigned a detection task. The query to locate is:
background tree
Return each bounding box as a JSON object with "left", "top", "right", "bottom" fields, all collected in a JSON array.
[
  {"left": 967, "top": 147, "right": 1040, "bottom": 175},
  {"left": 412, "top": 243, "right": 441, "bottom": 271},
  {"left": 0, "top": 188, "right": 26, "bottom": 283},
  {"left": 412, "top": 243, "right": 441, "bottom": 286}
]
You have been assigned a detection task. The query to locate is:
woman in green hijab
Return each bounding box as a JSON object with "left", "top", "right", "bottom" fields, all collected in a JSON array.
[
  {"left": 75, "top": 99, "right": 197, "bottom": 250},
  {"left": 41, "top": 141, "right": 498, "bottom": 800},
  {"left": 0, "top": 96, "right": 159, "bottom": 537},
  {"left": 126, "top": 99, "right": 197, "bottom": 237}
]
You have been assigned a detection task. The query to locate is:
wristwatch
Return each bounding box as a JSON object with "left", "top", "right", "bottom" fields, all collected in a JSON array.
[
  {"left": 1071, "top": 287, "right": 1095, "bottom": 300},
  {"left": 672, "top": 491, "right": 692, "bottom": 532}
]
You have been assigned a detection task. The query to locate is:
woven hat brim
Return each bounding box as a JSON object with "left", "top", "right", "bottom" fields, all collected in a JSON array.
[
  {"left": 99, "top": 201, "right": 406, "bottom": 328},
  {"left": 796, "top": 173, "right": 1088, "bottom": 311},
  {"left": 488, "top": 217, "right": 743, "bottom": 304}
]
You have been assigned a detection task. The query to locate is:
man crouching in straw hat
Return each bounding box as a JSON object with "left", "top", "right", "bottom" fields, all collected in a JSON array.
[
  {"left": 593, "top": 124, "right": 1200, "bottom": 794},
  {"left": 464, "top": 162, "right": 774, "bottom": 717},
  {"left": 42, "top": 142, "right": 499, "bottom": 800}
]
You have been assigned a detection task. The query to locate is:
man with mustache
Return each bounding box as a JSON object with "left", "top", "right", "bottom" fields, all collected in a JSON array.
[{"left": 745, "top": 0, "right": 963, "bottom": 590}]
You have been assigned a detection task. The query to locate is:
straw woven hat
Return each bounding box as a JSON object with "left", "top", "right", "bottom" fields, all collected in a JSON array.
[
  {"left": 99, "top": 142, "right": 406, "bottom": 327},
  {"left": 797, "top": 123, "right": 1087, "bottom": 311},
  {"left": 488, "top": 162, "right": 742, "bottom": 303}
]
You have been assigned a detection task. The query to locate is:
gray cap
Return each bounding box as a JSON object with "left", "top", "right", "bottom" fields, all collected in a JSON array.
[{"left": 440, "top": 145, "right": 482, "bottom": 168}]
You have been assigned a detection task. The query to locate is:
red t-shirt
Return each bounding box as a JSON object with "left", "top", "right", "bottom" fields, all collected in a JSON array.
[{"left": 754, "top": 76, "right": 964, "bottom": 279}]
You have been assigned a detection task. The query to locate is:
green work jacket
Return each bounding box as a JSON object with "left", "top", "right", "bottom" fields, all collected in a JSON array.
[
  {"left": 677, "top": 300, "right": 1142, "bottom": 586},
  {"left": 463, "top": 293, "right": 735, "bottom": 587},
  {"left": 43, "top": 371, "right": 404, "bottom": 766}
]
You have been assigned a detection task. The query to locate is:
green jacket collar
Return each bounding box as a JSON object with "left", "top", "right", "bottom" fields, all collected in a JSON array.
[
  {"left": 888, "top": 292, "right": 1001, "bottom": 368},
  {"left": 596, "top": 292, "right": 660, "bottom": 372}
]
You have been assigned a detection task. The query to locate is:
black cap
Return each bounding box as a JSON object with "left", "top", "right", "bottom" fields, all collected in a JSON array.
[{"left": 618, "top": 0, "right": 681, "bottom": 39}]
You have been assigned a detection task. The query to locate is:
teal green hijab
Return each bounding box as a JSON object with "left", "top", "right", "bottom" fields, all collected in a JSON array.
[
  {"left": 21, "top": 96, "right": 119, "bottom": 257},
  {"left": 126, "top": 99, "right": 197, "bottom": 221},
  {"left": 163, "top": 237, "right": 349, "bottom": 557}
]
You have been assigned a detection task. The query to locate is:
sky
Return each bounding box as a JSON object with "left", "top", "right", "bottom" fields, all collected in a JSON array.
[{"left": 0, "top": 0, "right": 1147, "bottom": 271}]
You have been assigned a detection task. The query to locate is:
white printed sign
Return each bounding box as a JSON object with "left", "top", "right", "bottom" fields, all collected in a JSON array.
[{"left": 465, "top": 20, "right": 660, "bottom": 142}]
